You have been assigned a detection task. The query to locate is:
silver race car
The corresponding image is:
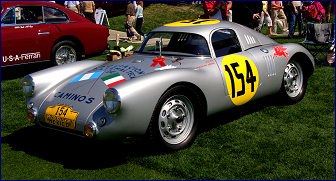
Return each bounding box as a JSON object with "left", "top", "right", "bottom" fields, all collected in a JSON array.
[{"left": 22, "top": 19, "right": 315, "bottom": 150}]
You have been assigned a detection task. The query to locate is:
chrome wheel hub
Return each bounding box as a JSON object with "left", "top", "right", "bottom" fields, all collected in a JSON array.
[
  {"left": 55, "top": 45, "right": 76, "bottom": 65},
  {"left": 159, "top": 95, "right": 194, "bottom": 144},
  {"left": 283, "top": 63, "right": 303, "bottom": 97}
]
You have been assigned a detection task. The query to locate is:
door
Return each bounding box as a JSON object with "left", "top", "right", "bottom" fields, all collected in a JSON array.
[
  {"left": 1, "top": 5, "right": 50, "bottom": 66},
  {"left": 211, "top": 29, "right": 260, "bottom": 106}
]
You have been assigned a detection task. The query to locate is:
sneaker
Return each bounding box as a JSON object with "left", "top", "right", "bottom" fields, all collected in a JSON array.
[
  {"left": 283, "top": 30, "right": 289, "bottom": 34},
  {"left": 327, "top": 52, "right": 335, "bottom": 64},
  {"left": 137, "top": 35, "right": 142, "bottom": 41},
  {"left": 330, "top": 43, "right": 335, "bottom": 51}
]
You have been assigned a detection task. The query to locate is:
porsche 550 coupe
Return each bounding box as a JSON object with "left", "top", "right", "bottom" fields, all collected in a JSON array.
[{"left": 22, "top": 19, "right": 315, "bottom": 150}]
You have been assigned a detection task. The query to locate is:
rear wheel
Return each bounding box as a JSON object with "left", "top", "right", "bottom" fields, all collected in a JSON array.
[
  {"left": 50, "top": 40, "right": 81, "bottom": 66},
  {"left": 147, "top": 85, "right": 202, "bottom": 150},
  {"left": 280, "top": 60, "right": 307, "bottom": 103}
]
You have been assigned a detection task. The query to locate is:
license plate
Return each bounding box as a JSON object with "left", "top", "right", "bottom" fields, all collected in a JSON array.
[{"left": 45, "top": 104, "right": 79, "bottom": 130}]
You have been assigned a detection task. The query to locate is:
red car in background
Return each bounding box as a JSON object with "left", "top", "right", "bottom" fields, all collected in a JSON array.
[{"left": 1, "top": 1, "right": 109, "bottom": 67}]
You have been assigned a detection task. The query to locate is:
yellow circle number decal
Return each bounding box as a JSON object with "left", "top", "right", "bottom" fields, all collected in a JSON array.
[
  {"left": 222, "top": 55, "right": 259, "bottom": 106},
  {"left": 164, "top": 19, "right": 220, "bottom": 27}
]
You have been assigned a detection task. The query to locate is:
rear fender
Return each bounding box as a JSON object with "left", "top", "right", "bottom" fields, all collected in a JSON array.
[{"left": 284, "top": 43, "right": 315, "bottom": 78}]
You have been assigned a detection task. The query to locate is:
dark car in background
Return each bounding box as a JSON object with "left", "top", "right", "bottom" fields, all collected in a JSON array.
[{"left": 94, "top": 1, "right": 128, "bottom": 17}]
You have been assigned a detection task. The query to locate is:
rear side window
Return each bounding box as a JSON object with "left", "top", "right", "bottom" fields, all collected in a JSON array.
[
  {"left": 15, "top": 6, "right": 43, "bottom": 24},
  {"left": 211, "top": 29, "right": 242, "bottom": 57},
  {"left": 1, "top": 8, "right": 15, "bottom": 24},
  {"left": 43, "top": 6, "right": 68, "bottom": 23}
]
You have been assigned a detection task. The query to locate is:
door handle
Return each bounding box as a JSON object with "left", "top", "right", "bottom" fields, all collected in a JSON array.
[{"left": 38, "top": 32, "right": 50, "bottom": 35}]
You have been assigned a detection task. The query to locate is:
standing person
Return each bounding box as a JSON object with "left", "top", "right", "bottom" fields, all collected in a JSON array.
[
  {"left": 294, "top": 1, "right": 303, "bottom": 36},
  {"left": 270, "top": 1, "right": 288, "bottom": 34},
  {"left": 285, "top": 1, "right": 302, "bottom": 38},
  {"left": 135, "top": 1, "right": 145, "bottom": 40},
  {"left": 220, "top": 1, "right": 232, "bottom": 21},
  {"left": 258, "top": 1, "right": 274, "bottom": 36},
  {"left": 231, "top": 1, "right": 263, "bottom": 29},
  {"left": 226, "top": 1, "right": 232, "bottom": 22},
  {"left": 82, "top": 1, "right": 95, "bottom": 23},
  {"left": 326, "top": 1, "right": 335, "bottom": 23},
  {"left": 126, "top": 1, "right": 140, "bottom": 42},
  {"left": 64, "top": 1, "right": 80, "bottom": 13},
  {"left": 202, "top": 1, "right": 225, "bottom": 20}
]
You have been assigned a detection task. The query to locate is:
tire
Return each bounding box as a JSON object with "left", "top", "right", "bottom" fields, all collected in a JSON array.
[
  {"left": 280, "top": 60, "right": 307, "bottom": 103},
  {"left": 50, "top": 40, "right": 81, "bottom": 66},
  {"left": 147, "top": 85, "right": 203, "bottom": 150}
]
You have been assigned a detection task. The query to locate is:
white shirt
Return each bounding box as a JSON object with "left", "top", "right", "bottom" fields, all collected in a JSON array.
[
  {"left": 136, "top": 5, "right": 143, "bottom": 19},
  {"left": 64, "top": 1, "right": 79, "bottom": 8}
]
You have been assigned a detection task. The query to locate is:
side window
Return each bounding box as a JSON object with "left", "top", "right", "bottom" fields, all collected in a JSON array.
[
  {"left": 1, "top": 8, "right": 15, "bottom": 24},
  {"left": 15, "top": 6, "right": 43, "bottom": 24},
  {"left": 43, "top": 6, "right": 68, "bottom": 23},
  {"left": 166, "top": 33, "right": 210, "bottom": 56},
  {"left": 211, "top": 29, "right": 242, "bottom": 57}
]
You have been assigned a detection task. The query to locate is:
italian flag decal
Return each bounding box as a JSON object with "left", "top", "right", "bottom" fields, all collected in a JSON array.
[{"left": 101, "top": 73, "right": 126, "bottom": 88}]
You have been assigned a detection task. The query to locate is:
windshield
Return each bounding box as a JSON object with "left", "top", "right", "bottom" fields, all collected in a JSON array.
[{"left": 137, "top": 32, "right": 210, "bottom": 57}]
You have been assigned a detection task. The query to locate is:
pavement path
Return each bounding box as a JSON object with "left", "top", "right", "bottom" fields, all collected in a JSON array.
[{"left": 108, "top": 29, "right": 143, "bottom": 44}]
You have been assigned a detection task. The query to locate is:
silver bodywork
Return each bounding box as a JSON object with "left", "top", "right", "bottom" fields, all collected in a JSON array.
[{"left": 25, "top": 20, "right": 315, "bottom": 140}]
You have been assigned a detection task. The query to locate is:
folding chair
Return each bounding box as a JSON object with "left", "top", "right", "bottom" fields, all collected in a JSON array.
[{"left": 300, "top": 23, "right": 334, "bottom": 62}]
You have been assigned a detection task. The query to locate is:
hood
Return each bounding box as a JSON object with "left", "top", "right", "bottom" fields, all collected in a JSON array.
[{"left": 38, "top": 54, "right": 208, "bottom": 129}]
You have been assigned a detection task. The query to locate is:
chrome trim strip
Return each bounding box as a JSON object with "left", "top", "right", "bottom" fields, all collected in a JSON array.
[
  {"left": 1, "top": 59, "right": 51, "bottom": 67},
  {"left": 38, "top": 32, "right": 50, "bottom": 35}
]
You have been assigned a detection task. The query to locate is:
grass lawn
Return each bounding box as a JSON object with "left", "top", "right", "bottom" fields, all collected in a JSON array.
[{"left": 1, "top": 2, "right": 335, "bottom": 180}]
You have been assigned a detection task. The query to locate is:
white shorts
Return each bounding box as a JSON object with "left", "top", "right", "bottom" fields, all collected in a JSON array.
[{"left": 263, "top": 13, "right": 272, "bottom": 27}]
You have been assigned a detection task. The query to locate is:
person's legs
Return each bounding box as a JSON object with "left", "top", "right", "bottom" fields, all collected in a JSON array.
[
  {"left": 265, "top": 15, "right": 274, "bottom": 35},
  {"left": 288, "top": 9, "right": 296, "bottom": 38},
  {"left": 84, "top": 12, "right": 95, "bottom": 23},
  {"left": 257, "top": 12, "right": 265, "bottom": 31},
  {"left": 271, "top": 10, "right": 278, "bottom": 34},
  {"left": 129, "top": 16, "right": 140, "bottom": 39},
  {"left": 227, "top": 10, "right": 232, "bottom": 22},
  {"left": 278, "top": 9, "right": 288, "bottom": 31},
  {"left": 296, "top": 6, "right": 303, "bottom": 36},
  {"left": 135, "top": 17, "right": 144, "bottom": 37}
]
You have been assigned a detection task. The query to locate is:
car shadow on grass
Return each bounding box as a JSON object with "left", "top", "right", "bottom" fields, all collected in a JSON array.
[
  {"left": 198, "top": 95, "right": 283, "bottom": 134},
  {"left": 1, "top": 95, "right": 287, "bottom": 170},
  {"left": 1, "top": 125, "right": 159, "bottom": 170},
  {"left": 1, "top": 62, "right": 52, "bottom": 80}
]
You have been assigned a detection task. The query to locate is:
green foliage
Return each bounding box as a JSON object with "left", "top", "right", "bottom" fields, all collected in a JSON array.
[
  {"left": 108, "top": 3, "right": 204, "bottom": 35},
  {"left": 1, "top": 2, "right": 335, "bottom": 180}
]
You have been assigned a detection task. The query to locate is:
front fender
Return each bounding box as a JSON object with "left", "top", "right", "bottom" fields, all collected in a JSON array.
[
  {"left": 28, "top": 60, "right": 106, "bottom": 100},
  {"left": 99, "top": 67, "right": 229, "bottom": 139}
]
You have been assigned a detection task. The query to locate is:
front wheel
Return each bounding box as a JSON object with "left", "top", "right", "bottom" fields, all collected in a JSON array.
[
  {"left": 50, "top": 40, "right": 81, "bottom": 66},
  {"left": 147, "top": 86, "right": 202, "bottom": 150},
  {"left": 280, "top": 60, "right": 307, "bottom": 103}
]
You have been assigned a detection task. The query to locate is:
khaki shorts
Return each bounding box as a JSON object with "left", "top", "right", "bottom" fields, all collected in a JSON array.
[{"left": 68, "top": 7, "right": 78, "bottom": 13}]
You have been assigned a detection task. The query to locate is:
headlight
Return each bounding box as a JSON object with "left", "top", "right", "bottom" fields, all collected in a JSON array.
[
  {"left": 103, "top": 88, "right": 121, "bottom": 114},
  {"left": 22, "top": 75, "right": 34, "bottom": 97}
]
